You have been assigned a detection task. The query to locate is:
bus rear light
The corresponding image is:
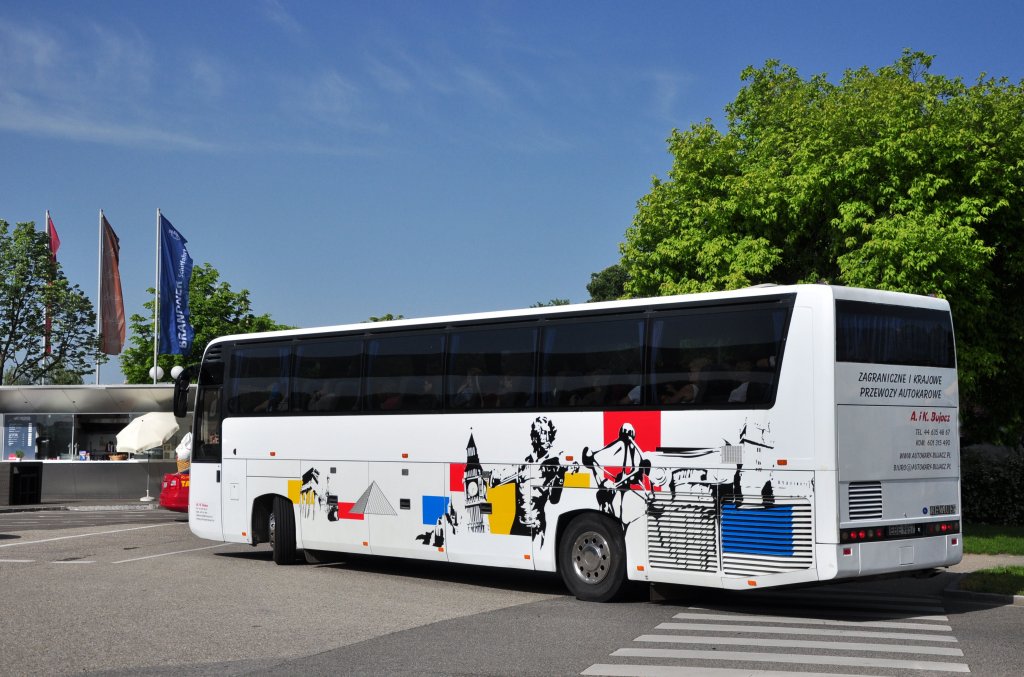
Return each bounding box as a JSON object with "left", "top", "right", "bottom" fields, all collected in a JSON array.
[
  {"left": 637, "top": 565, "right": 645, "bottom": 571},
  {"left": 841, "top": 520, "right": 960, "bottom": 543},
  {"left": 952, "top": 538, "right": 959, "bottom": 546},
  {"left": 777, "top": 459, "right": 788, "bottom": 466},
  {"left": 401, "top": 453, "right": 409, "bottom": 459},
  {"left": 269, "top": 451, "right": 276, "bottom": 457},
  {"left": 747, "top": 580, "right": 757, "bottom": 587},
  {"left": 362, "top": 541, "right": 369, "bottom": 547},
  {"left": 842, "top": 547, "right": 852, "bottom": 556}
]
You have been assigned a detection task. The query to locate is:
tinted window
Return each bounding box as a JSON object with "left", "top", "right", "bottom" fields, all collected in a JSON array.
[
  {"left": 836, "top": 300, "right": 955, "bottom": 368},
  {"left": 447, "top": 326, "right": 537, "bottom": 410},
  {"left": 227, "top": 344, "right": 291, "bottom": 415},
  {"left": 650, "top": 306, "right": 788, "bottom": 406},
  {"left": 540, "top": 318, "right": 643, "bottom": 408},
  {"left": 366, "top": 334, "right": 445, "bottom": 411},
  {"left": 293, "top": 338, "right": 362, "bottom": 412}
]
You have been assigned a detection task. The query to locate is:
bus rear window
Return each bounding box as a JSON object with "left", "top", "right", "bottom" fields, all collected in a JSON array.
[{"left": 836, "top": 300, "right": 955, "bottom": 368}]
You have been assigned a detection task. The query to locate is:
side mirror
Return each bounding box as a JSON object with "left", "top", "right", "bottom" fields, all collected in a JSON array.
[{"left": 173, "top": 366, "right": 195, "bottom": 418}]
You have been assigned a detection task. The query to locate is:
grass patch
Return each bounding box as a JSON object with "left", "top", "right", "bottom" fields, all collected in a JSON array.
[
  {"left": 963, "top": 523, "right": 1024, "bottom": 555},
  {"left": 959, "top": 566, "right": 1024, "bottom": 596}
]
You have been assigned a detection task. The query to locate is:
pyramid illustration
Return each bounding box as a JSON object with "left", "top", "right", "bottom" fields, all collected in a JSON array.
[{"left": 350, "top": 481, "right": 397, "bottom": 516}]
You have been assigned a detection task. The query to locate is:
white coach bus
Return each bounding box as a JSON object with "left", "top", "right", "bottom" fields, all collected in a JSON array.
[{"left": 173, "top": 284, "right": 961, "bottom": 601}]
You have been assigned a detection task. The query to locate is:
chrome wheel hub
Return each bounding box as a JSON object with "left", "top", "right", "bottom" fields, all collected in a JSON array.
[{"left": 571, "top": 530, "right": 609, "bottom": 584}]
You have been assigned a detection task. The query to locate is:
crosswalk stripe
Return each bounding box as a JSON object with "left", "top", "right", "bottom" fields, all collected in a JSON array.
[
  {"left": 656, "top": 621, "right": 958, "bottom": 642},
  {"left": 584, "top": 665, "right": 880, "bottom": 677},
  {"left": 688, "top": 604, "right": 948, "bottom": 621},
  {"left": 672, "top": 611, "right": 952, "bottom": 631},
  {"left": 610, "top": 647, "right": 970, "bottom": 673},
  {"left": 635, "top": 633, "right": 964, "bottom": 656}
]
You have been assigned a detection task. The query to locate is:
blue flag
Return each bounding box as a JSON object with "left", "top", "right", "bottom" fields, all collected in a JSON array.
[{"left": 159, "top": 214, "right": 195, "bottom": 355}]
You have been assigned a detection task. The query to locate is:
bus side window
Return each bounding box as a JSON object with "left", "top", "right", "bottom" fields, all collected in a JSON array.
[
  {"left": 540, "top": 318, "right": 643, "bottom": 408},
  {"left": 446, "top": 326, "right": 537, "bottom": 411},
  {"left": 228, "top": 344, "right": 292, "bottom": 415},
  {"left": 294, "top": 338, "right": 362, "bottom": 413},
  {"left": 650, "top": 306, "right": 788, "bottom": 408},
  {"left": 366, "top": 334, "right": 445, "bottom": 412}
]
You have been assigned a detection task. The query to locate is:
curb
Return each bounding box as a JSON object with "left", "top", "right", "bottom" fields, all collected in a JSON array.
[
  {"left": 943, "top": 575, "right": 1024, "bottom": 606},
  {"left": 0, "top": 503, "right": 159, "bottom": 514}
]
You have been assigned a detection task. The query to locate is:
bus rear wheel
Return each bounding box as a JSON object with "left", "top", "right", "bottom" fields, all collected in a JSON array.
[
  {"left": 269, "top": 496, "right": 297, "bottom": 565},
  {"left": 558, "top": 513, "right": 626, "bottom": 602}
]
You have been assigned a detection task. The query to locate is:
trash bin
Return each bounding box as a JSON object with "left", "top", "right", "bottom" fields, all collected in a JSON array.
[{"left": 1, "top": 462, "right": 44, "bottom": 506}]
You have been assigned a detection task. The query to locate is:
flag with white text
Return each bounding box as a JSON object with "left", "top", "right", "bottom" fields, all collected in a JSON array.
[{"left": 158, "top": 214, "right": 194, "bottom": 355}]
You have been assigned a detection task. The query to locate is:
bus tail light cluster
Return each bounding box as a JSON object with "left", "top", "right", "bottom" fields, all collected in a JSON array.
[{"left": 840, "top": 520, "right": 960, "bottom": 544}]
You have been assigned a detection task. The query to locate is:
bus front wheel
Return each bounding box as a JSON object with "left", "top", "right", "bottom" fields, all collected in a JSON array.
[
  {"left": 558, "top": 513, "right": 626, "bottom": 602},
  {"left": 269, "top": 496, "right": 297, "bottom": 565}
]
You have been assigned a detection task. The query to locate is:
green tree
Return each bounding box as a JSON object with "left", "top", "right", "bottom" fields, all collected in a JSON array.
[
  {"left": 1, "top": 220, "right": 101, "bottom": 384},
  {"left": 366, "top": 313, "right": 405, "bottom": 322},
  {"left": 587, "top": 263, "right": 628, "bottom": 302},
  {"left": 531, "top": 298, "right": 570, "bottom": 307},
  {"left": 121, "top": 262, "right": 292, "bottom": 382},
  {"left": 620, "top": 51, "right": 1024, "bottom": 443}
]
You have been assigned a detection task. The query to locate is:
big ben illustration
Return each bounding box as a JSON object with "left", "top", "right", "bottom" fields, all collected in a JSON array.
[{"left": 463, "top": 434, "right": 492, "bottom": 533}]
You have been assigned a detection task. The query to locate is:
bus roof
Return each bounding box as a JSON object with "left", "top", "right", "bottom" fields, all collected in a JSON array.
[{"left": 205, "top": 284, "right": 950, "bottom": 351}]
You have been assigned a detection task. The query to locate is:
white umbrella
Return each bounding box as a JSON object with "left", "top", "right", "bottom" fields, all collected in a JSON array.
[
  {"left": 116, "top": 412, "right": 179, "bottom": 454},
  {"left": 116, "top": 412, "right": 179, "bottom": 503}
]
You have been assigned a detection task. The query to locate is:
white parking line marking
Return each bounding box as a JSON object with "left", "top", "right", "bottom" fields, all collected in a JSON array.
[
  {"left": 112, "top": 543, "right": 229, "bottom": 563},
  {"left": 51, "top": 560, "right": 96, "bottom": 564},
  {"left": 0, "top": 522, "right": 179, "bottom": 548},
  {"left": 0, "top": 559, "right": 34, "bottom": 563}
]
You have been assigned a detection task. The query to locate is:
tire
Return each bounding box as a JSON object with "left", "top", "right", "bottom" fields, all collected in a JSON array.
[
  {"left": 270, "top": 495, "right": 297, "bottom": 565},
  {"left": 557, "top": 513, "right": 626, "bottom": 602}
]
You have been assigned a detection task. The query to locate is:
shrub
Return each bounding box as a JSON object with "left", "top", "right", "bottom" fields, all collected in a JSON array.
[{"left": 961, "top": 447, "right": 1024, "bottom": 525}]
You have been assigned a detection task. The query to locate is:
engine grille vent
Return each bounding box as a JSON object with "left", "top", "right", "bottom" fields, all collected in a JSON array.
[
  {"left": 720, "top": 498, "right": 814, "bottom": 576},
  {"left": 647, "top": 493, "right": 718, "bottom": 572},
  {"left": 849, "top": 481, "right": 883, "bottom": 520}
]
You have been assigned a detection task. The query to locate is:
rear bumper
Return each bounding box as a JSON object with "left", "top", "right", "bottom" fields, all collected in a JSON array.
[{"left": 830, "top": 533, "right": 962, "bottom": 579}]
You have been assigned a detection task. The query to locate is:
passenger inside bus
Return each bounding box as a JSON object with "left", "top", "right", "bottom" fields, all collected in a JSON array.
[{"left": 660, "top": 355, "right": 711, "bottom": 404}]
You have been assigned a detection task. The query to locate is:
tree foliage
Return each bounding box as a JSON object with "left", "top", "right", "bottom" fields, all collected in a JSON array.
[
  {"left": 531, "top": 298, "right": 570, "bottom": 307},
  {"left": 1, "top": 220, "right": 101, "bottom": 384},
  {"left": 121, "top": 262, "right": 292, "bottom": 382},
  {"left": 587, "top": 263, "right": 628, "bottom": 302},
  {"left": 620, "top": 51, "right": 1024, "bottom": 442}
]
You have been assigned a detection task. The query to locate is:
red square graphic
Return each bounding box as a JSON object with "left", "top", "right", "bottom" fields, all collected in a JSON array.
[
  {"left": 603, "top": 410, "right": 661, "bottom": 453},
  {"left": 449, "top": 463, "right": 466, "bottom": 492}
]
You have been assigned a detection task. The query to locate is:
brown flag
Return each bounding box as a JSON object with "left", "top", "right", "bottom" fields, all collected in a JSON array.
[{"left": 100, "top": 214, "right": 126, "bottom": 355}]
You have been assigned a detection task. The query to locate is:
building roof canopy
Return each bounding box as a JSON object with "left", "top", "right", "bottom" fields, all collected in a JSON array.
[{"left": 0, "top": 385, "right": 194, "bottom": 415}]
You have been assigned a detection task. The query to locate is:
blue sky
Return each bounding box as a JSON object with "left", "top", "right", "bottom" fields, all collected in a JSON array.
[{"left": 2, "top": 1, "right": 1022, "bottom": 383}]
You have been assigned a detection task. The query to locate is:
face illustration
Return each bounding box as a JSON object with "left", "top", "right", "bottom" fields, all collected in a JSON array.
[{"left": 530, "top": 417, "right": 555, "bottom": 454}]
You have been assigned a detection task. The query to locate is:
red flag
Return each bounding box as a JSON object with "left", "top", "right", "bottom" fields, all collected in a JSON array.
[
  {"left": 44, "top": 212, "right": 60, "bottom": 355},
  {"left": 99, "top": 214, "right": 126, "bottom": 355},
  {"left": 46, "top": 213, "right": 61, "bottom": 261}
]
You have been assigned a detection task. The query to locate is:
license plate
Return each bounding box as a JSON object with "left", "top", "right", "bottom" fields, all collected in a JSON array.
[{"left": 888, "top": 524, "right": 916, "bottom": 536}]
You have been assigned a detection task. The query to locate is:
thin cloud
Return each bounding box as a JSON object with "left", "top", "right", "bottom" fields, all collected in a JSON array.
[
  {"left": 261, "top": 0, "right": 303, "bottom": 37},
  {"left": 0, "top": 91, "right": 219, "bottom": 151}
]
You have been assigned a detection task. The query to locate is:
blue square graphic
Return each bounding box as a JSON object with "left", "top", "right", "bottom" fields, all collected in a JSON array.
[{"left": 422, "top": 495, "right": 450, "bottom": 525}]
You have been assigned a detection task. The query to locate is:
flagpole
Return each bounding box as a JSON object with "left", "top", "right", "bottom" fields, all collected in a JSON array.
[
  {"left": 44, "top": 210, "right": 52, "bottom": 386},
  {"left": 154, "top": 209, "right": 161, "bottom": 384},
  {"left": 96, "top": 210, "right": 104, "bottom": 384}
]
